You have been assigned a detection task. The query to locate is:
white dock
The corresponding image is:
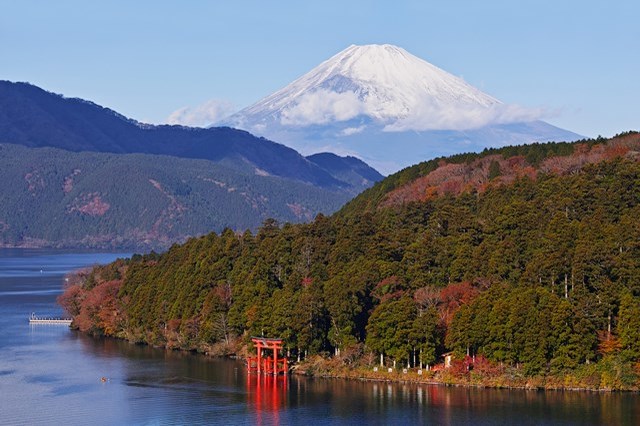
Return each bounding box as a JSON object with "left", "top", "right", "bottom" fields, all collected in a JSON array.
[{"left": 28, "top": 313, "right": 72, "bottom": 325}]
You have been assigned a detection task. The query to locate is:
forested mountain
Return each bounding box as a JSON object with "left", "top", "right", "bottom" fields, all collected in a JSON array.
[
  {"left": 0, "top": 80, "right": 384, "bottom": 248},
  {"left": 0, "top": 80, "right": 379, "bottom": 191},
  {"left": 0, "top": 144, "right": 352, "bottom": 249},
  {"left": 306, "top": 153, "right": 383, "bottom": 189},
  {"left": 60, "top": 132, "right": 640, "bottom": 387}
]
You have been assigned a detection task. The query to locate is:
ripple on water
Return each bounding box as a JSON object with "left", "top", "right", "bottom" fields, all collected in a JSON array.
[{"left": 2, "top": 250, "right": 640, "bottom": 425}]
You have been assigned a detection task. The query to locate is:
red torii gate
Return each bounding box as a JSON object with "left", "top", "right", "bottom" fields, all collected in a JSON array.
[{"left": 247, "top": 337, "right": 288, "bottom": 376}]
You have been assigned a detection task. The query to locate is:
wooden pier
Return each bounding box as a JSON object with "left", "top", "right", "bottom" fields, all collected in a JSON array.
[{"left": 28, "top": 313, "right": 72, "bottom": 325}]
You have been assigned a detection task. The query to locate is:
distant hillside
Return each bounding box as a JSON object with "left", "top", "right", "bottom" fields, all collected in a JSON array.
[
  {"left": 0, "top": 144, "right": 353, "bottom": 250},
  {"left": 0, "top": 80, "right": 380, "bottom": 193},
  {"left": 341, "top": 131, "right": 640, "bottom": 215},
  {"left": 0, "top": 80, "right": 386, "bottom": 249},
  {"left": 306, "top": 152, "right": 384, "bottom": 189}
]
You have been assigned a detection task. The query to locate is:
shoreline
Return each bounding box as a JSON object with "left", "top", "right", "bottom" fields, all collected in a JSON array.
[
  {"left": 68, "top": 328, "right": 640, "bottom": 393},
  {"left": 288, "top": 356, "right": 640, "bottom": 393},
  {"left": 294, "top": 370, "right": 632, "bottom": 393}
]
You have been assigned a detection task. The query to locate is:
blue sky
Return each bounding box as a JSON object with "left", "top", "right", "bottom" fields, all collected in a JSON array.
[{"left": 1, "top": 0, "right": 637, "bottom": 138}]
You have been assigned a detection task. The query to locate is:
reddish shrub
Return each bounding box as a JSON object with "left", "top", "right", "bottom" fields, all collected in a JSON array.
[{"left": 438, "top": 281, "right": 480, "bottom": 326}]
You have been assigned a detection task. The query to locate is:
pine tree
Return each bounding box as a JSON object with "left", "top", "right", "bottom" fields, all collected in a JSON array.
[{"left": 618, "top": 291, "right": 640, "bottom": 360}]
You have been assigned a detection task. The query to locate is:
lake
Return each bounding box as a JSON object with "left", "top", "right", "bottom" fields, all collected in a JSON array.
[{"left": 0, "top": 249, "right": 637, "bottom": 425}]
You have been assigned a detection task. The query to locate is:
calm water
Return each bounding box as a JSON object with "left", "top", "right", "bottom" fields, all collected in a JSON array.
[{"left": 0, "top": 249, "right": 638, "bottom": 425}]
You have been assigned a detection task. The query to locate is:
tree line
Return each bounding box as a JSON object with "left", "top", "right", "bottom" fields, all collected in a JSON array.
[{"left": 59, "top": 133, "right": 640, "bottom": 380}]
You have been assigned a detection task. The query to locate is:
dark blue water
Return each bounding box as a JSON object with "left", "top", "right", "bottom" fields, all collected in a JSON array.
[{"left": 0, "top": 249, "right": 638, "bottom": 425}]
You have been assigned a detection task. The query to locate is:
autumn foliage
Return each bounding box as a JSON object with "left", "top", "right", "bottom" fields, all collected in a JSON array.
[
  {"left": 56, "top": 133, "right": 640, "bottom": 383},
  {"left": 382, "top": 132, "right": 640, "bottom": 208},
  {"left": 57, "top": 262, "right": 126, "bottom": 336}
]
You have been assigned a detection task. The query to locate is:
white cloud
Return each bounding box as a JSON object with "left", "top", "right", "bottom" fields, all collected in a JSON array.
[
  {"left": 276, "top": 88, "right": 551, "bottom": 132},
  {"left": 340, "top": 125, "right": 366, "bottom": 136},
  {"left": 280, "top": 89, "right": 366, "bottom": 126},
  {"left": 383, "top": 100, "right": 551, "bottom": 132},
  {"left": 252, "top": 123, "right": 267, "bottom": 133},
  {"left": 167, "top": 99, "right": 237, "bottom": 127}
]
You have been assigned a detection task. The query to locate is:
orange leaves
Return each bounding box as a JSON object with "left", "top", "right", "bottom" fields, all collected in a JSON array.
[
  {"left": 413, "top": 281, "right": 483, "bottom": 328},
  {"left": 597, "top": 330, "right": 622, "bottom": 356},
  {"left": 57, "top": 277, "right": 123, "bottom": 335},
  {"left": 381, "top": 133, "right": 640, "bottom": 208},
  {"left": 56, "top": 284, "right": 84, "bottom": 317},
  {"left": 93, "top": 280, "right": 122, "bottom": 335},
  {"left": 423, "top": 186, "right": 438, "bottom": 201},
  {"left": 438, "top": 281, "right": 481, "bottom": 326}
]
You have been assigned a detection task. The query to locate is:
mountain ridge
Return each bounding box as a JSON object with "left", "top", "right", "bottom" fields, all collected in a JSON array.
[
  {"left": 0, "top": 80, "right": 384, "bottom": 249},
  {"left": 0, "top": 80, "right": 381, "bottom": 191},
  {"left": 222, "top": 44, "right": 583, "bottom": 174}
]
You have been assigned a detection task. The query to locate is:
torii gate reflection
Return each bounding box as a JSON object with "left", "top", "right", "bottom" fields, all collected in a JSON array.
[
  {"left": 246, "top": 337, "right": 289, "bottom": 424},
  {"left": 247, "top": 372, "right": 288, "bottom": 425}
]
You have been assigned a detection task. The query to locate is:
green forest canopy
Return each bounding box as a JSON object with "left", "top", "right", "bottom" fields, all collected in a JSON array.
[{"left": 59, "top": 132, "right": 640, "bottom": 378}]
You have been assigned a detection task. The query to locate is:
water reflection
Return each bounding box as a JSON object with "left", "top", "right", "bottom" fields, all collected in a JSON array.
[
  {"left": 246, "top": 374, "right": 288, "bottom": 425},
  {"left": 3, "top": 249, "right": 640, "bottom": 425}
]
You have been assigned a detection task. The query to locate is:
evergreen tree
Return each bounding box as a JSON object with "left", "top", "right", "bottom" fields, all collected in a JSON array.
[{"left": 618, "top": 291, "right": 640, "bottom": 360}]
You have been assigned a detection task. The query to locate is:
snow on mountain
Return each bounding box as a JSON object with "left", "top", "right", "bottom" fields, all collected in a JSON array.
[
  {"left": 228, "top": 44, "right": 504, "bottom": 130},
  {"left": 220, "top": 44, "right": 583, "bottom": 174}
]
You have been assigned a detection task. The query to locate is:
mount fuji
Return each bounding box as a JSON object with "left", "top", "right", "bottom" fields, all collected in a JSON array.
[{"left": 221, "top": 44, "right": 582, "bottom": 174}]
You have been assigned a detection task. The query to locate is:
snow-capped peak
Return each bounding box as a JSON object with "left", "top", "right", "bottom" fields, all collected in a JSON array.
[
  {"left": 214, "top": 44, "right": 579, "bottom": 175},
  {"left": 225, "top": 44, "right": 513, "bottom": 131}
]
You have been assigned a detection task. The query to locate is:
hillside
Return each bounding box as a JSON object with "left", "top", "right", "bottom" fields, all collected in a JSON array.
[
  {"left": 0, "top": 144, "right": 352, "bottom": 250},
  {"left": 60, "top": 132, "right": 640, "bottom": 389},
  {"left": 341, "top": 131, "right": 640, "bottom": 214},
  {"left": 0, "top": 80, "right": 386, "bottom": 248},
  {"left": 0, "top": 80, "right": 379, "bottom": 192},
  {"left": 306, "top": 152, "right": 383, "bottom": 189}
]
